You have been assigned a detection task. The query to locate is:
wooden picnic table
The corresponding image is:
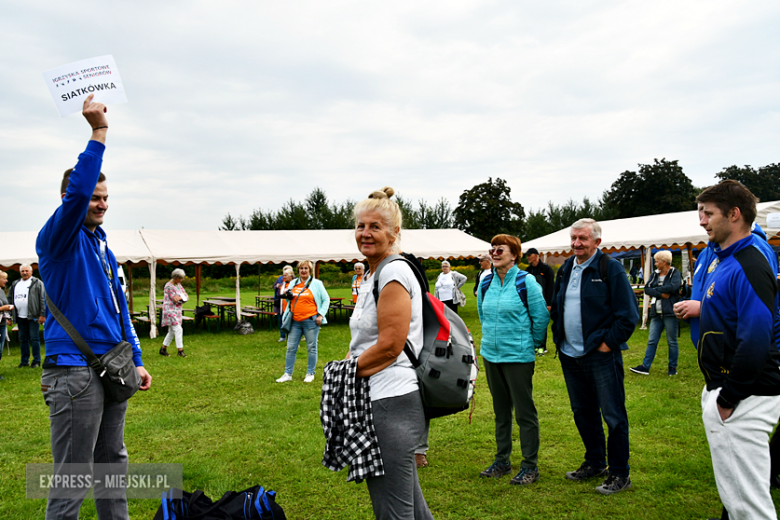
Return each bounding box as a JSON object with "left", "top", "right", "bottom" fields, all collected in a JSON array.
[
  {"left": 255, "top": 296, "right": 276, "bottom": 312},
  {"left": 202, "top": 299, "right": 237, "bottom": 325}
]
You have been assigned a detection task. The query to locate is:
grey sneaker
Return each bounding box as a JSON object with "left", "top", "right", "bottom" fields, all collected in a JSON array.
[
  {"left": 565, "top": 462, "right": 608, "bottom": 481},
  {"left": 596, "top": 474, "right": 632, "bottom": 495},
  {"left": 480, "top": 461, "right": 512, "bottom": 479},
  {"left": 629, "top": 365, "right": 650, "bottom": 375},
  {"left": 510, "top": 467, "right": 540, "bottom": 486}
]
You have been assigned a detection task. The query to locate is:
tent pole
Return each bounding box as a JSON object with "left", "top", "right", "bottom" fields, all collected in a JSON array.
[
  {"left": 235, "top": 263, "right": 242, "bottom": 321},
  {"left": 641, "top": 247, "right": 652, "bottom": 330},
  {"left": 686, "top": 244, "right": 694, "bottom": 284},
  {"left": 148, "top": 260, "right": 158, "bottom": 339},
  {"left": 127, "top": 264, "right": 134, "bottom": 313}
]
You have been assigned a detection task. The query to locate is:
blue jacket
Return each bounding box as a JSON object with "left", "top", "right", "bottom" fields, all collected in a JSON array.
[
  {"left": 282, "top": 277, "right": 330, "bottom": 324},
  {"left": 37, "top": 141, "right": 143, "bottom": 367},
  {"left": 551, "top": 249, "right": 639, "bottom": 354},
  {"left": 689, "top": 224, "right": 779, "bottom": 348},
  {"left": 698, "top": 234, "right": 780, "bottom": 403},
  {"left": 477, "top": 265, "right": 549, "bottom": 364},
  {"left": 643, "top": 267, "right": 681, "bottom": 318}
]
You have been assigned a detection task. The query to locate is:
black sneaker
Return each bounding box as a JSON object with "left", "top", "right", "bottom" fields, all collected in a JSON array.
[
  {"left": 565, "top": 462, "right": 608, "bottom": 481},
  {"left": 596, "top": 474, "right": 632, "bottom": 495},
  {"left": 480, "top": 461, "right": 512, "bottom": 479},
  {"left": 30, "top": 362, "right": 41, "bottom": 368},
  {"left": 629, "top": 365, "right": 650, "bottom": 375},
  {"left": 17, "top": 363, "right": 29, "bottom": 368},
  {"left": 510, "top": 467, "right": 540, "bottom": 486},
  {"left": 177, "top": 350, "right": 187, "bottom": 358},
  {"left": 668, "top": 367, "right": 677, "bottom": 376}
]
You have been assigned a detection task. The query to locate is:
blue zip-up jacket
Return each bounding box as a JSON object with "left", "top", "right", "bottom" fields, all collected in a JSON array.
[
  {"left": 36, "top": 140, "right": 143, "bottom": 367},
  {"left": 690, "top": 223, "right": 779, "bottom": 349},
  {"left": 551, "top": 249, "right": 639, "bottom": 354},
  {"left": 477, "top": 264, "right": 549, "bottom": 364},
  {"left": 698, "top": 234, "right": 780, "bottom": 404}
]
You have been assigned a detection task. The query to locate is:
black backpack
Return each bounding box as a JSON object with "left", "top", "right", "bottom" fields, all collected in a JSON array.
[{"left": 154, "top": 485, "right": 285, "bottom": 520}]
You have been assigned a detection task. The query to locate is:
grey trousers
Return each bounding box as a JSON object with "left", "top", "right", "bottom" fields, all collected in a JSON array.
[
  {"left": 367, "top": 391, "right": 434, "bottom": 520},
  {"left": 484, "top": 359, "right": 540, "bottom": 468},
  {"left": 41, "top": 367, "right": 130, "bottom": 520}
]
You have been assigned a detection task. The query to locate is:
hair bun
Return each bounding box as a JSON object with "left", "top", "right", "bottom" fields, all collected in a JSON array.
[{"left": 369, "top": 186, "right": 395, "bottom": 199}]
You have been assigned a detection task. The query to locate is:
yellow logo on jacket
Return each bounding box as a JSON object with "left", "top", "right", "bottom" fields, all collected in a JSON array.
[
  {"left": 706, "top": 282, "right": 715, "bottom": 299},
  {"left": 707, "top": 259, "right": 719, "bottom": 274}
]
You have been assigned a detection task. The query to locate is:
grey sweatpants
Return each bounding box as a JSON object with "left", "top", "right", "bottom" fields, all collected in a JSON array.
[
  {"left": 41, "top": 367, "right": 130, "bottom": 520},
  {"left": 367, "top": 391, "right": 434, "bottom": 520}
]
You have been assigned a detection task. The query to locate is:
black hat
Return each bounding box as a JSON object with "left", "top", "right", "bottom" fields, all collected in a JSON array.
[{"left": 526, "top": 248, "right": 539, "bottom": 256}]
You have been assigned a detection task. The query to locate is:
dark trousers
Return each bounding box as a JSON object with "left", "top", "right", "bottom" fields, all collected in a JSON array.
[
  {"left": 559, "top": 349, "right": 630, "bottom": 477},
  {"left": 18, "top": 317, "right": 42, "bottom": 365},
  {"left": 483, "top": 359, "right": 539, "bottom": 468},
  {"left": 443, "top": 300, "right": 458, "bottom": 314}
]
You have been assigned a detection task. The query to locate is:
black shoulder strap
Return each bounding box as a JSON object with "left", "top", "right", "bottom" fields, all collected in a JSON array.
[
  {"left": 734, "top": 246, "right": 777, "bottom": 314},
  {"left": 369, "top": 254, "right": 427, "bottom": 368},
  {"left": 598, "top": 253, "right": 610, "bottom": 286},
  {"left": 45, "top": 294, "right": 104, "bottom": 372}
]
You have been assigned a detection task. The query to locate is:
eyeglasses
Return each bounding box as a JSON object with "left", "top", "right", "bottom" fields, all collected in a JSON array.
[{"left": 489, "top": 247, "right": 506, "bottom": 256}]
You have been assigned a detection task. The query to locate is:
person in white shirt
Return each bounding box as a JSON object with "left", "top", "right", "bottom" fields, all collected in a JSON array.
[
  {"left": 8, "top": 265, "right": 46, "bottom": 368},
  {"left": 434, "top": 261, "right": 467, "bottom": 314}
]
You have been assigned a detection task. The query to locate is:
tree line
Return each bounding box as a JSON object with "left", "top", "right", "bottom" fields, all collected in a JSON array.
[{"left": 221, "top": 159, "right": 779, "bottom": 243}]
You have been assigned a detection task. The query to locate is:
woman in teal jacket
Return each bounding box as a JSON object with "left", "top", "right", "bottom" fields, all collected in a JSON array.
[{"left": 477, "top": 234, "right": 549, "bottom": 486}]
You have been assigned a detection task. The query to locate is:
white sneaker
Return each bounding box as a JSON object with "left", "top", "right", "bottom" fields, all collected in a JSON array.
[
  {"left": 276, "top": 373, "right": 292, "bottom": 383},
  {"left": 277, "top": 338, "right": 286, "bottom": 343},
  {"left": 304, "top": 373, "right": 315, "bottom": 383}
]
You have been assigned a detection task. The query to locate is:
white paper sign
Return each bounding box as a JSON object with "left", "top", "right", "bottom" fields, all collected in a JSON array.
[{"left": 42, "top": 55, "right": 128, "bottom": 117}]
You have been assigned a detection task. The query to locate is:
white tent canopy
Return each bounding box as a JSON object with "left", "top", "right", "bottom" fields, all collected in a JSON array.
[
  {"left": 524, "top": 200, "right": 780, "bottom": 256},
  {"left": 0, "top": 228, "right": 489, "bottom": 268},
  {"left": 0, "top": 228, "right": 489, "bottom": 337}
]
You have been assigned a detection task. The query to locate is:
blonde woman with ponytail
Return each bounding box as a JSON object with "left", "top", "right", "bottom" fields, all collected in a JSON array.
[{"left": 345, "top": 187, "right": 434, "bottom": 519}]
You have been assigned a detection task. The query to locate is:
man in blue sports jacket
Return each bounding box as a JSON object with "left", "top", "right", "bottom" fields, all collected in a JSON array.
[
  {"left": 550, "top": 218, "right": 639, "bottom": 495},
  {"left": 675, "top": 222, "right": 779, "bottom": 350},
  {"left": 38, "top": 94, "right": 152, "bottom": 520},
  {"left": 694, "top": 180, "right": 780, "bottom": 520}
]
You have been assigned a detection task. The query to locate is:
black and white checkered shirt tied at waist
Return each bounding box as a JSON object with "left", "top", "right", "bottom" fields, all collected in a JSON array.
[{"left": 320, "top": 357, "right": 384, "bottom": 483}]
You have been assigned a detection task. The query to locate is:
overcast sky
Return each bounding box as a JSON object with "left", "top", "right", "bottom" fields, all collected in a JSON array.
[{"left": 2, "top": 0, "right": 778, "bottom": 233}]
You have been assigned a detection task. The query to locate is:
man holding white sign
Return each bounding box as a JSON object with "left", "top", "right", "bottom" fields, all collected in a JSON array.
[{"left": 38, "top": 95, "right": 152, "bottom": 520}]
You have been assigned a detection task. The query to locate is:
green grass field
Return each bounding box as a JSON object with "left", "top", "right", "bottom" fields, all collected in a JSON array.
[{"left": 1, "top": 286, "right": 778, "bottom": 519}]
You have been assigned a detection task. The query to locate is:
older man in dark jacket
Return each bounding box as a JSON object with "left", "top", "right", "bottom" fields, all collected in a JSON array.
[{"left": 551, "top": 218, "right": 639, "bottom": 495}]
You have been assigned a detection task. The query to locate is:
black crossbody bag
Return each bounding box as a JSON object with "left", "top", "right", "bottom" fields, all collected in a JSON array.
[{"left": 46, "top": 294, "right": 141, "bottom": 403}]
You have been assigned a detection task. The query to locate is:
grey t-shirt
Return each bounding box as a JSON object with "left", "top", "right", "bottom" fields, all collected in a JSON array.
[{"left": 349, "top": 260, "right": 424, "bottom": 401}]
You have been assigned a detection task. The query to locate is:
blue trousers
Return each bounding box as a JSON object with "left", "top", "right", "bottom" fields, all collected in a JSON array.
[
  {"left": 284, "top": 316, "right": 320, "bottom": 376},
  {"left": 642, "top": 315, "right": 679, "bottom": 370},
  {"left": 559, "top": 349, "right": 630, "bottom": 477},
  {"left": 18, "top": 317, "right": 42, "bottom": 365}
]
